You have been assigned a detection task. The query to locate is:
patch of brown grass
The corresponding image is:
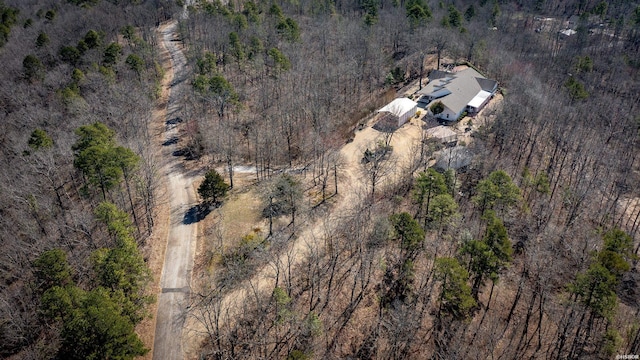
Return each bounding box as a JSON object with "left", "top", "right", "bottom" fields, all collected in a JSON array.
[
  {"left": 220, "top": 188, "right": 264, "bottom": 247},
  {"left": 191, "top": 172, "right": 265, "bottom": 280}
]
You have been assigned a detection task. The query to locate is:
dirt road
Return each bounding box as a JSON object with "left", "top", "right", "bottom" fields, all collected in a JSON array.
[{"left": 152, "top": 20, "right": 198, "bottom": 360}]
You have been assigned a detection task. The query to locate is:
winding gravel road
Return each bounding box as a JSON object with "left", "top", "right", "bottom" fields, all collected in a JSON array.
[{"left": 152, "top": 20, "right": 197, "bottom": 360}]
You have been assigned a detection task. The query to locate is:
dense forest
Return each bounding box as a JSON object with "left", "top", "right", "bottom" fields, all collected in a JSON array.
[
  {"left": 1, "top": 0, "right": 640, "bottom": 359},
  {"left": 178, "top": 0, "right": 640, "bottom": 359},
  {"left": 0, "top": 0, "right": 174, "bottom": 358}
]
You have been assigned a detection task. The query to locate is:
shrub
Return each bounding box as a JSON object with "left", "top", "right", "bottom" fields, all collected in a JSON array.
[
  {"left": 103, "top": 42, "right": 123, "bottom": 66},
  {"left": 59, "top": 45, "right": 81, "bottom": 65},
  {"left": 23, "top": 54, "right": 45, "bottom": 81},
  {"left": 198, "top": 169, "right": 230, "bottom": 205},
  {"left": 28, "top": 128, "right": 53, "bottom": 150},
  {"left": 44, "top": 9, "right": 56, "bottom": 21},
  {"left": 430, "top": 101, "right": 444, "bottom": 114},
  {"left": 36, "top": 32, "right": 49, "bottom": 47},
  {"left": 84, "top": 29, "right": 102, "bottom": 48},
  {"left": 72, "top": 68, "right": 85, "bottom": 83}
]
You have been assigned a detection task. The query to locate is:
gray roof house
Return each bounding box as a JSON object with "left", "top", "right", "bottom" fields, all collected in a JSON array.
[{"left": 418, "top": 68, "right": 498, "bottom": 123}]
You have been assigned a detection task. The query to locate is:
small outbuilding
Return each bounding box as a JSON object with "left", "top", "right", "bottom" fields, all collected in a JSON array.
[
  {"left": 425, "top": 125, "right": 458, "bottom": 145},
  {"left": 434, "top": 146, "right": 473, "bottom": 171},
  {"left": 377, "top": 98, "right": 418, "bottom": 128}
]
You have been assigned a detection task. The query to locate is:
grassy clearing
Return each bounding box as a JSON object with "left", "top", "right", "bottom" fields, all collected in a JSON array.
[
  {"left": 220, "top": 189, "right": 263, "bottom": 243},
  {"left": 200, "top": 187, "right": 265, "bottom": 272}
]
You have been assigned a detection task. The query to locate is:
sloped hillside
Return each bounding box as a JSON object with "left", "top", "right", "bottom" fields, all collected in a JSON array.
[{"left": 0, "top": 0, "right": 175, "bottom": 358}]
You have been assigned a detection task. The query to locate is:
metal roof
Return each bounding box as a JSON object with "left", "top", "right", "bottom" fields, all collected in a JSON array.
[
  {"left": 417, "top": 68, "right": 497, "bottom": 117},
  {"left": 467, "top": 90, "right": 492, "bottom": 109},
  {"left": 378, "top": 98, "right": 418, "bottom": 117},
  {"left": 428, "top": 88, "right": 452, "bottom": 99}
]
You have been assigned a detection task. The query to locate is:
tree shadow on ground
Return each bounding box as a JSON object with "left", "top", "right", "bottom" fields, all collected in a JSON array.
[
  {"left": 372, "top": 114, "right": 399, "bottom": 133},
  {"left": 172, "top": 147, "right": 201, "bottom": 161},
  {"left": 183, "top": 204, "right": 213, "bottom": 224},
  {"left": 163, "top": 136, "right": 178, "bottom": 146},
  {"left": 166, "top": 117, "right": 183, "bottom": 126}
]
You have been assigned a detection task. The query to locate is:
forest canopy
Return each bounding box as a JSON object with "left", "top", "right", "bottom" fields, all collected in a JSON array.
[{"left": 1, "top": 0, "right": 640, "bottom": 358}]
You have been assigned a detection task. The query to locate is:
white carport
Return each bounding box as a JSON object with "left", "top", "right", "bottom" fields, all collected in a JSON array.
[
  {"left": 378, "top": 98, "right": 418, "bottom": 127},
  {"left": 467, "top": 90, "right": 492, "bottom": 113}
]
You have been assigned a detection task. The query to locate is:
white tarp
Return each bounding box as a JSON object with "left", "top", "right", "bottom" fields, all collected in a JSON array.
[{"left": 467, "top": 90, "right": 492, "bottom": 109}]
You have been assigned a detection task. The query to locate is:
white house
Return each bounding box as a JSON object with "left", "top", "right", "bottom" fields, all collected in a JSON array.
[
  {"left": 377, "top": 98, "right": 418, "bottom": 128},
  {"left": 417, "top": 68, "right": 498, "bottom": 123}
]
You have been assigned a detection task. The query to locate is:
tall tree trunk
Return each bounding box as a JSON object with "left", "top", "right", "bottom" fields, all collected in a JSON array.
[
  {"left": 227, "top": 154, "right": 234, "bottom": 189},
  {"left": 124, "top": 176, "right": 141, "bottom": 235},
  {"left": 334, "top": 163, "right": 338, "bottom": 195}
]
